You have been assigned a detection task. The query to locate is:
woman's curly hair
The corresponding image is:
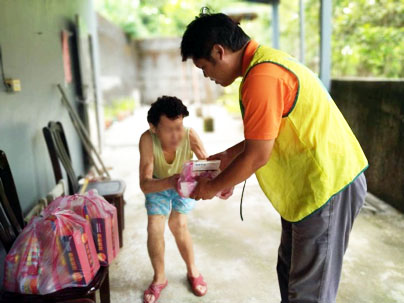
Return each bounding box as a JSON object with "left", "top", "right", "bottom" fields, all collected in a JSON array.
[{"left": 147, "top": 96, "right": 189, "bottom": 126}]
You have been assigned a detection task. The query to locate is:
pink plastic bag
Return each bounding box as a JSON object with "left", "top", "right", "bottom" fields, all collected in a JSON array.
[
  {"left": 3, "top": 210, "right": 100, "bottom": 294},
  {"left": 177, "top": 161, "right": 234, "bottom": 199},
  {"left": 42, "top": 190, "right": 120, "bottom": 266}
]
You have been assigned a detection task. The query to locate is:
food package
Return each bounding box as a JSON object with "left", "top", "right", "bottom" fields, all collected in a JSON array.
[
  {"left": 3, "top": 210, "right": 100, "bottom": 294},
  {"left": 177, "top": 160, "right": 234, "bottom": 199},
  {"left": 42, "top": 190, "right": 120, "bottom": 265}
]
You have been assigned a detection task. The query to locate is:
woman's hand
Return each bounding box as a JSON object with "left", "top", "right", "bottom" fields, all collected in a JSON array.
[{"left": 168, "top": 174, "right": 180, "bottom": 189}]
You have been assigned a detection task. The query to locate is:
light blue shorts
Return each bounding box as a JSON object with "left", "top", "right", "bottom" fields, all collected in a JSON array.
[{"left": 145, "top": 189, "right": 196, "bottom": 216}]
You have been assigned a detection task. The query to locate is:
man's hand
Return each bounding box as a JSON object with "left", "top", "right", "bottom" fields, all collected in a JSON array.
[
  {"left": 200, "top": 139, "right": 274, "bottom": 197},
  {"left": 190, "top": 178, "right": 217, "bottom": 200}
]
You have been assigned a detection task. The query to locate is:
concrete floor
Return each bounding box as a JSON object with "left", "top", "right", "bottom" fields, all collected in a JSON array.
[{"left": 103, "top": 105, "right": 404, "bottom": 303}]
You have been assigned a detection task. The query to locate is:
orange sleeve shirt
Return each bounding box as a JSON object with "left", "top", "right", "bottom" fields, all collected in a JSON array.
[{"left": 241, "top": 41, "right": 299, "bottom": 140}]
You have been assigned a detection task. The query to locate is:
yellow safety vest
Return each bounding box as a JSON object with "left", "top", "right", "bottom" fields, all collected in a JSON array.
[{"left": 239, "top": 45, "right": 368, "bottom": 222}]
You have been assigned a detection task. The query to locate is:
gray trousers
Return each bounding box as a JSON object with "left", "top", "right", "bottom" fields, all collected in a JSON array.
[{"left": 277, "top": 173, "right": 367, "bottom": 303}]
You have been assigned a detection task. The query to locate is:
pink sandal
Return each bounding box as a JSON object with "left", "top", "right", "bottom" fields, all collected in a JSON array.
[
  {"left": 143, "top": 280, "right": 168, "bottom": 303},
  {"left": 188, "top": 274, "right": 208, "bottom": 297}
]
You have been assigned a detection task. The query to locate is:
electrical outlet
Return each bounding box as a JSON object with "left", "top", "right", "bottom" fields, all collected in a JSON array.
[{"left": 4, "top": 79, "right": 21, "bottom": 92}]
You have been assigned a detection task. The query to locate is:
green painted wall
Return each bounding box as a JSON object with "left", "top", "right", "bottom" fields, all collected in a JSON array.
[{"left": 0, "top": 0, "right": 98, "bottom": 214}]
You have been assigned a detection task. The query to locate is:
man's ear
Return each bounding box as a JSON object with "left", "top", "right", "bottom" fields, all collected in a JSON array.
[
  {"left": 211, "top": 44, "right": 225, "bottom": 61},
  {"left": 149, "top": 123, "right": 157, "bottom": 133}
]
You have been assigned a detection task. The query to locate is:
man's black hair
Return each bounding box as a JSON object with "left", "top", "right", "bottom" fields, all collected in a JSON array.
[
  {"left": 147, "top": 96, "right": 189, "bottom": 126},
  {"left": 181, "top": 7, "right": 251, "bottom": 61}
]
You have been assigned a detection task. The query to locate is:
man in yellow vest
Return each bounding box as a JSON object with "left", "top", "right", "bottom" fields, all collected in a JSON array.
[{"left": 181, "top": 11, "right": 368, "bottom": 303}]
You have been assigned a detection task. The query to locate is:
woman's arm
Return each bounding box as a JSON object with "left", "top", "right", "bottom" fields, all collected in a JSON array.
[
  {"left": 189, "top": 128, "right": 209, "bottom": 160},
  {"left": 139, "top": 131, "right": 179, "bottom": 194}
]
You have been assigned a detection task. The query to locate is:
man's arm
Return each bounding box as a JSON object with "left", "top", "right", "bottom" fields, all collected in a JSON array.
[
  {"left": 208, "top": 140, "right": 245, "bottom": 170},
  {"left": 139, "top": 131, "right": 179, "bottom": 194},
  {"left": 190, "top": 139, "right": 274, "bottom": 200},
  {"left": 190, "top": 64, "right": 293, "bottom": 200},
  {"left": 189, "top": 128, "right": 208, "bottom": 160}
]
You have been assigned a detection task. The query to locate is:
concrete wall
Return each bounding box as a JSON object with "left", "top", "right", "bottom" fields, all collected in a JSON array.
[
  {"left": 136, "top": 37, "right": 223, "bottom": 105},
  {"left": 0, "top": 0, "right": 101, "bottom": 284},
  {"left": 97, "top": 17, "right": 223, "bottom": 106},
  {"left": 331, "top": 78, "right": 404, "bottom": 213},
  {"left": 0, "top": 0, "right": 99, "bottom": 213},
  {"left": 97, "top": 14, "right": 139, "bottom": 105}
]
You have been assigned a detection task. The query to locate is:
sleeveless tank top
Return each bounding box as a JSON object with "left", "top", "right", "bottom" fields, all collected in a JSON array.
[{"left": 150, "top": 128, "right": 193, "bottom": 179}]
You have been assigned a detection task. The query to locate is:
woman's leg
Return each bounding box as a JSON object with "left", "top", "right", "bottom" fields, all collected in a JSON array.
[
  {"left": 147, "top": 214, "right": 167, "bottom": 285},
  {"left": 168, "top": 211, "right": 199, "bottom": 278}
]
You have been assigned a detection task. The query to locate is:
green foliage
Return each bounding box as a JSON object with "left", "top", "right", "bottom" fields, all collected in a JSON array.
[
  {"left": 331, "top": 0, "right": 404, "bottom": 78},
  {"left": 216, "top": 78, "right": 242, "bottom": 115},
  {"left": 96, "top": 0, "right": 235, "bottom": 38},
  {"left": 96, "top": 0, "right": 404, "bottom": 78},
  {"left": 104, "top": 97, "right": 136, "bottom": 120}
]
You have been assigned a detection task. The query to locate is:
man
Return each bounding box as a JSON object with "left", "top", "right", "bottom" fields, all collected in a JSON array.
[
  {"left": 139, "top": 96, "right": 208, "bottom": 303},
  {"left": 181, "top": 11, "right": 368, "bottom": 303}
]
